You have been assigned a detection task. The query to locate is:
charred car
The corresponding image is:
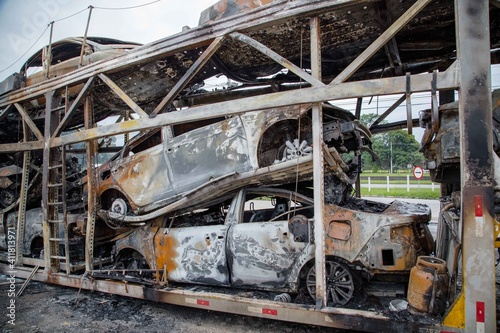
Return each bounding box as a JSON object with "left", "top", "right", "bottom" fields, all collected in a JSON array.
[
  {"left": 93, "top": 103, "right": 373, "bottom": 221},
  {"left": 113, "top": 183, "right": 433, "bottom": 306}
]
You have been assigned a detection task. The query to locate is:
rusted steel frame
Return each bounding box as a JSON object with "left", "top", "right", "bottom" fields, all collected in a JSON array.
[
  {"left": 405, "top": 73, "right": 412, "bottom": 135},
  {"left": 309, "top": 16, "right": 327, "bottom": 309},
  {"left": 375, "top": 2, "right": 403, "bottom": 76},
  {"left": 355, "top": 97, "right": 362, "bottom": 119},
  {"left": 229, "top": 32, "right": 325, "bottom": 87},
  {"left": 330, "top": 0, "right": 432, "bottom": 84},
  {"left": 150, "top": 36, "right": 225, "bottom": 117},
  {"left": 78, "top": 6, "right": 93, "bottom": 67},
  {"left": 52, "top": 76, "right": 96, "bottom": 138},
  {"left": 13, "top": 103, "right": 44, "bottom": 140},
  {"left": 46, "top": 22, "right": 54, "bottom": 79},
  {"left": 0, "top": 0, "right": 368, "bottom": 107},
  {"left": 0, "top": 104, "right": 13, "bottom": 122},
  {"left": 98, "top": 74, "right": 148, "bottom": 118},
  {"left": 0, "top": 141, "right": 44, "bottom": 153},
  {"left": 84, "top": 96, "right": 97, "bottom": 272},
  {"left": 44, "top": 70, "right": 458, "bottom": 150},
  {"left": 369, "top": 94, "right": 406, "bottom": 130},
  {"left": 0, "top": 263, "right": 449, "bottom": 332},
  {"left": 41, "top": 91, "right": 60, "bottom": 271},
  {"left": 14, "top": 123, "right": 30, "bottom": 265},
  {"left": 454, "top": 0, "right": 496, "bottom": 331}
]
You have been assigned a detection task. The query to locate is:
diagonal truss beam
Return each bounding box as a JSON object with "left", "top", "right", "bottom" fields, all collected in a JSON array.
[
  {"left": 369, "top": 94, "right": 406, "bottom": 130},
  {"left": 0, "top": 104, "right": 13, "bottom": 122},
  {"left": 0, "top": 69, "right": 458, "bottom": 153},
  {"left": 14, "top": 103, "right": 44, "bottom": 140},
  {"left": 98, "top": 74, "right": 148, "bottom": 118},
  {"left": 52, "top": 76, "right": 96, "bottom": 138},
  {"left": 330, "top": 0, "right": 432, "bottom": 84},
  {"left": 150, "top": 36, "right": 225, "bottom": 117},
  {"left": 230, "top": 32, "right": 325, "bottom": 87}
]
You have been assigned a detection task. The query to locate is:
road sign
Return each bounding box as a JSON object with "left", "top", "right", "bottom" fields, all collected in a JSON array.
[{"left": 413, "top": 166, "right": 424, "bottom": 180}]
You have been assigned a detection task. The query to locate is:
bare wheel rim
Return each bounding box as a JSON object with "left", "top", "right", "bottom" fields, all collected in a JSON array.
[{"left": 306, "top": 260, "right": 355, "bottom": 306}]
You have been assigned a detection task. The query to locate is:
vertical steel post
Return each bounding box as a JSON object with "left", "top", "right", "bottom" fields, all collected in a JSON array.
[
  {"left": 455, "top": 0, "right": 496, "bottom": 332},
  {"left": 84, "top": 96, "right": 97, "bottom": 271},
  {"left": 42, "top": 91, "right": 60, "bottom": 271},
  {"left": 79, "top": 6, "right": 94, "bottom": 67},
  {"left": 310, "top": 16, "right": 326, "bottom": 309},
  {"left": 14, "top": 122, "right": 30, "bottom": 265}
]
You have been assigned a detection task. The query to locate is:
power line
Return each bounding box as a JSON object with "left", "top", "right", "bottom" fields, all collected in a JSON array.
[
  {"left": 0, "top": 25, "right": 49, "bottom": 74},
  {"left": 53, "top": 6, "right": 89, "bottom": 23},
  {"left": 93, "top": 0, "right": 161, "bottom": 11}
]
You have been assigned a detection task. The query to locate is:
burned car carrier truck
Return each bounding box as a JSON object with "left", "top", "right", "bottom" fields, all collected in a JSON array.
[{"left": 0, "top": 0, "right": 498, "bottom": 332}]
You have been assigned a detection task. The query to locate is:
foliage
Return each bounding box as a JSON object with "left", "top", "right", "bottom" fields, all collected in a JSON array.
[{"left": 359, "top": 113, "right": 424, "bottom": 173}]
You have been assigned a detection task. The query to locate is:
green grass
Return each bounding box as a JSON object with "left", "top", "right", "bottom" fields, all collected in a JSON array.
[{"left": 360, "top": 187, "right": 439, "bottom": 199}]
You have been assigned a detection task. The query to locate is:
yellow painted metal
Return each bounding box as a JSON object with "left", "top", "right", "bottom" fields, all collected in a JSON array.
[{"left": 443, "top": 292, "right": 465, "bottom": 329}]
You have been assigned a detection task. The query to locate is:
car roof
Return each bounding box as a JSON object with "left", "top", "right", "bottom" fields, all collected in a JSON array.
[{"left": 21, "top": 37, "right": 141, "bottom": 70}]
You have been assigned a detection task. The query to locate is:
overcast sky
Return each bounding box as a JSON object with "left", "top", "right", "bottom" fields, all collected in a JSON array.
[{"left": 0, "top": 0, "right": 216, "bottom": 81}]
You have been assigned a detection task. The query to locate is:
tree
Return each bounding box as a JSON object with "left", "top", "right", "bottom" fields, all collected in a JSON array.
[{"left": 359, "top": 114, "right": 424, "bottom": 172}]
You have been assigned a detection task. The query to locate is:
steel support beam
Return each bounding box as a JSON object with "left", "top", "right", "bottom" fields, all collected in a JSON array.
[
  {"left": 370, "top": 94, "right": 406, "bottom": 130},
  {"left": 14, "top": 122, "right": 30, "bottom": 265},
  {"left": 84, "top": 96, "right": 97, "bottom": 272},
  {"left": 330, "top": 0, "right": 431, "bottom": 84},
  {"left": 13, "top": 103, "right": 44, "bottom": 140},
  {"left": 33, "top": 70, "right": 456, "bottom": 150},
  {"left": 52, "top": 76, "right": 96, "bottom": 138},
  {"left": 229, "top": 32, "right": 325, "bottom": 87},
  {"left": 98, "top": 74, "right": 148, "bottom": 118},
  {"left": 0, "top": 263, "right": 455, "bottom": 333},
  {"left": 41, "top": 91, "right": 60, "bottom": 272},
  {"left": 310, "top": 16, "right": 327, "bottom": 309},
  {"left": 455, "top": 0, "right": 496, "bottom": 332},
  {"left": 151, "top": 36, "right": 225, "bottom": 117}
]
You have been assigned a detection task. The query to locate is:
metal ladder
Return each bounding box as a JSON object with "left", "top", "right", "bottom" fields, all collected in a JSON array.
[{"left": 46, "top": 145, "right": 71, "bottom": 274}]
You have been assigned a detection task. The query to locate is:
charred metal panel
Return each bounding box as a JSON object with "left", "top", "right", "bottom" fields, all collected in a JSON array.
[
  {"left": 168, "top": 116, "right": 251, "bottom": 193},
  {"left": 324, "top": 199, "right": 431, "bottom": 271},
  {"left": 156, "top": 225, "right": 230, "bottom": 285},
  {"left": 228, "top": 221, "right": 306, "bottom": 288},
  {"left": 107, "top": 144, "right": 172, "bottom": 211},
  {"left": 420, "top": 101, "right": 461, "bottom": 184}
]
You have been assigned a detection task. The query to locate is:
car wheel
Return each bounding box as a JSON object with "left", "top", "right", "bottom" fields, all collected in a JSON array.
[
  {"left": 0, "top": 189, "right": 16, "bottom": 208},
  {"left": 306, "top": 259, "right": 355, "bottom": 306}
]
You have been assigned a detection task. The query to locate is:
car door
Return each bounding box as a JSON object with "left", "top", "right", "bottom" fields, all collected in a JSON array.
[
  {"left": 161, "top": 225, "right": 230, "bottom": 285},
  {"left": 155, "top": 198, "right": 233, "bottom": 286},
  {"left": 227, "top": 189, "right": 310, "bottom": 288}
]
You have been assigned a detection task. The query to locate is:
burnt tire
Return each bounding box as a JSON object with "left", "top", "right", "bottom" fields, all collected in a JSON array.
[{"left": 0, "top": 189, "right": 16, "bottom": 208}]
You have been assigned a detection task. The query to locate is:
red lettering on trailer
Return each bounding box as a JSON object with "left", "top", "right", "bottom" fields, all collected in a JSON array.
[
  {"left": 475, "top": 196, "right": 483, "bottom": 217},
  {"left": 262, "top": 308, "right": 278, "bottom": 316}
]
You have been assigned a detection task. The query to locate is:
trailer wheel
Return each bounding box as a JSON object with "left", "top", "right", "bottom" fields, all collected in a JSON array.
[{"left": 306, "top": 259, "right": 355, "bottom": 306}]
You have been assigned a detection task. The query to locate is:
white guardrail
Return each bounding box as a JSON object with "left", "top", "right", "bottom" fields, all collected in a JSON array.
[{"left": 361, "top": 175, "right": 436, "bottom": 192}]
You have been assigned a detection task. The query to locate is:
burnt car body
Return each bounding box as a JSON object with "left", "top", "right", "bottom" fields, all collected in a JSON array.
[
  {"left": 114, "top": 185, "right": 433, "bottom": 306},
  {"left": 0, "top": 207, "right": 122, "bottom": 262},
  {"left": 94, "top": 103, "right": 372, "bottom": 219}
]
